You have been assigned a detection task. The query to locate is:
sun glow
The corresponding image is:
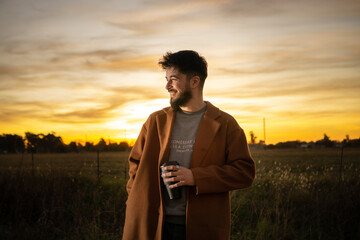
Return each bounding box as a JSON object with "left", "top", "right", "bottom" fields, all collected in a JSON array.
[
  {"left": 1, "top": 0, "right": 359, "bottom": 145},
  {"left": 104, "top": 98, "right": 169, "bottom": 138}
]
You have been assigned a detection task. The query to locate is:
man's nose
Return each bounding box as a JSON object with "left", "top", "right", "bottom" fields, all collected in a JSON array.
[{"left": 165, "top": 80, "right": 171, "bottom": 90}]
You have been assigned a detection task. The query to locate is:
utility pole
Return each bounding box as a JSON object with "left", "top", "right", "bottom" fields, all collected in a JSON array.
[{"left": 263, "top": 117, "right": 266, "bottom": 144}]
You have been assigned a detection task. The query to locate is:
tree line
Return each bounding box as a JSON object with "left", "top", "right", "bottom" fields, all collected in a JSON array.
[
  {"left": 0, "top": 132, "right": 130, "bottom": 154},
  {"left": 249, "top": 132, "right": 360, "bottom": 149},
  {"left": 1, "top": 131, "right": 359, "bottom": 154}
]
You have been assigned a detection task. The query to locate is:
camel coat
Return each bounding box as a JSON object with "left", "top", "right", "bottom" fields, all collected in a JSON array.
[{"left": 122, "top": 102, "right": 255, "bottom": 240}]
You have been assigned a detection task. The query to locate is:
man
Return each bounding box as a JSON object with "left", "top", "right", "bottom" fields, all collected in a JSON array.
[{"left": 122, "top": 50, "right": 255, "bottom": 240}]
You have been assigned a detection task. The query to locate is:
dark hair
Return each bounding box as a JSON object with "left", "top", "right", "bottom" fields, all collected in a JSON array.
[{"left": 158, "top": 50, "right": 208, "bottom": 88}]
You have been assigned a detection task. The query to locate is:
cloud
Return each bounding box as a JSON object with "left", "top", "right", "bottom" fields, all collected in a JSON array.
[
  {"left": 217, "top": 0, "right": 285, "bottom": 18},
  {"left": 2, "top": 39, "right": 68, "bottom": 56},
  {"left": 218, "top": 0, "right": 360, "bottom": 20},
  {"left": 86, "top": 55, "right": 159, "bottom": 71},
  {"left": 0, "top": 101, "right": 54, "bottom": 122},
  {"left": 0, "top": 85, "right": 165, "bottom": 125},
  {"left": 216, "top": 41, "right": 360, "bottom": 76},
  {"left": 207, "top": 76, "right": 360, "bottom": 100},
  {"left": 1, "top": 37, "right": 158, "bottom": 73},
  {"left": 50, "top": 48, "right": 158, "bottom": 72},
  {"left": 0, "top": 65, "right": 19, "bottom": 75},
  {"left": 50, "top": 48, "right": 136, "bottom": 63},
  {"left": 0, "top": 39, "right": 82, "bottom": 80},
  {"left": 46, "top": 87, "right": 164, "bottom": 124},
  {"left": 0, "top": 70, "right": 101, "bottom": 93},
  {"left": 106, "top": 0, "right": 225, "bottom": 36}
]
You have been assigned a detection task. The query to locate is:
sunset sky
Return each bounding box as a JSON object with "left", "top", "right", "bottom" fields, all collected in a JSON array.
[{"left": 1, "top": 0, "right": 359, "bottom": 145}]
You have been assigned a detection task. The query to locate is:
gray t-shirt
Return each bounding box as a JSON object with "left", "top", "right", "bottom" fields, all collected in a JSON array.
[{"left": 164, "top": 104, "right": 206, "bottom": 218}]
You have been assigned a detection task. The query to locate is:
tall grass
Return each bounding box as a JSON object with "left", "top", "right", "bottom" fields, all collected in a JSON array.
[
  {"left": 0, "top": 148, "right": 359, "bottom": 239},
  {"left": 231, "top": 148, "right": 360, "bottom": 240},
  {"left": 0, "top": 170, "right": 127, "bottom": 239},
  {"left": 0, "top": 152, "right": 129, "bottom": 239}
]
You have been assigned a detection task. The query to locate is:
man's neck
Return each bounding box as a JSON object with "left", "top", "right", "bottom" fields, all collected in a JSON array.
[{"left": 180, "top": 98, "right": 206, "bottom": 112}]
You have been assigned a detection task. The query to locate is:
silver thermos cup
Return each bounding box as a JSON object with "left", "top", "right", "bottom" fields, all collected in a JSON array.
[{"left": 160, "top": 161, "right": 181, "bottom": 200}]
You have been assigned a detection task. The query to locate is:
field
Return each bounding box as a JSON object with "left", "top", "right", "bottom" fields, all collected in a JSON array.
[{"left": 0, "top": 148, "right": 359, "bottom": 239}]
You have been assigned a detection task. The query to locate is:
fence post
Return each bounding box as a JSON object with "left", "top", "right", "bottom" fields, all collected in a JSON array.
[
  {"left": 339, "top": 146, "right": 344, "bottom": 182},
  {"left": 97, "top": 150, "right": 100, "bottom": 183},
  {"left": 31, "top": 151, "right": 34, "bottom": 176}
]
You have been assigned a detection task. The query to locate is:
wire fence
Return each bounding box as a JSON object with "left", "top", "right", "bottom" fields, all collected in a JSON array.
[{"left": 0, "top": 151, "right": 130, "bottom": 182}]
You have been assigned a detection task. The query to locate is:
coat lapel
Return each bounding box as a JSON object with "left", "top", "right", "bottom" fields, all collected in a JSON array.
[
  {"left": 191, "top": 102, "right": 221, "bottom": 168},
  {"left": 157, "top": 107, "right": 175, "bottom": 167}
]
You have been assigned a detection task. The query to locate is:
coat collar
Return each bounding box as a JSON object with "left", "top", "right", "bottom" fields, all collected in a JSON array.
[
  {"left": 156, "top": 107, "right": 175, "bottom": 167},
  {"left": 191, "top": 101, "right": 221, "bottom": 167},
  {"left": 156, "top": 101, "right": 221, "bottom": 167}
]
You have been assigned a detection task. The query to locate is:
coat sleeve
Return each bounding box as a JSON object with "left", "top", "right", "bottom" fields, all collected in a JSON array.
[
  {"left": 191, "top": 119, "right": 255, "bottom": 195},
  {"left": 126, "top": 124, "right": 147, "bottom": 195}
]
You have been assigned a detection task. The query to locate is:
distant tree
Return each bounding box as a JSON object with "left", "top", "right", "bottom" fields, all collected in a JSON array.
[
  {"left": 108, "top": 142, "right": 120, "bottom": 151},
  {"left": 324, "top": 134, "right": 330, "bottom": 142},
  {"left": 25, "top": 132, "right": 40, "bottom": 152},
  {"left": 77, "top": 143, "right": 84, "bottom": 152},
  {"left": 25, "top": 132, "right": 66, "bottom": 153},
  {"left": 96, "top": 138, "right": 107, "bottom": 151},
  {"left": 0, "top": 134, "right": 25, "bottom": 153},
  {"left": 342, "top": 136, "right": 360, "bottom": 148},
  {"left": 118, "top": 141, "right": 129, "bottom": 151},
  {"left": 275, "top": 140, "right": 302, "bottom": 149},
  {"left": 42, "top": 132, "right": 66, "bottom": 153},
  {"left": 316, "top": 133, "right": 334, "bottom": 148},
  {"left": 249, "top": 131, "right": 257, "bottom": 144},
  {"left": 267, "top": 144, "right": 275, "bottom": 149},
  {"left": 68, "top": 141, "right": 78, "bottom": 152},
  {"left": 345, "top": 134, "right": 350, "bottom": 143},
  {"left": 85, "top": 142, "right": 95, "bottom": 152}
]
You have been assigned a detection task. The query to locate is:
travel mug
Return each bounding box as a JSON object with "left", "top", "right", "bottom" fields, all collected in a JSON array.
[{"left": 160, "top": 161, "right": 181, "bottom": 200}]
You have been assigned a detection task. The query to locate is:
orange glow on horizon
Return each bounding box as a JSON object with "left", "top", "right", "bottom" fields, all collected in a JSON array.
[{"left": 0, "top": 0, "right": 359, "bottom": 146}]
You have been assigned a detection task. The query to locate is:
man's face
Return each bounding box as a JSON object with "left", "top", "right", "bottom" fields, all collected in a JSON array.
[{"left": 165, "top": 67, "right": 192, "bottom": 110}]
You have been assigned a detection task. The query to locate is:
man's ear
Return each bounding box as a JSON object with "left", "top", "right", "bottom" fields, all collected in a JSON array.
[{"left": 190, "top": 76, "right": 201, "bottom": 89}]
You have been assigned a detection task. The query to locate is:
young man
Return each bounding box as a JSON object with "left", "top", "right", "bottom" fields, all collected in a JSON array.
[{"left": 122, "top": 50, "right": 255, "bottom": 240}]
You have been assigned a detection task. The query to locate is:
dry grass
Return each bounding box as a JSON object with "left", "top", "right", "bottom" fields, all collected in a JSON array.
[
  {"left": 0, "top": 148, "right": 359, "bottom": 239},
  {"left": 231, "top": 148, "right": 360, "bottom": 240}
]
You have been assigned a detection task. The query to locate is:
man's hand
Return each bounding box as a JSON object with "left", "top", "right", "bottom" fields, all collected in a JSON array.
[{"left": 161, "top": 166, "right": 195, "bottom": 189}]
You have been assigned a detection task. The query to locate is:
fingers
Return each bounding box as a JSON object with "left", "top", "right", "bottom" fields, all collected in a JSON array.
[
  {"left": 161, "top": 171, "right": 177, "bottom": 178},
  {"left": 163, "top": 176, "right": 182, "bottom": 183},
  {"left": 161, "top": 166, "right": 194, "bottom": 188},
  {"left": 161, "top": 166, "right": 182, "bottom": 178},
  {"left": 161, "top": 168, "right": 184, "bottom": 187},
  {"left": 169, "top": 181, "right": 184, "bottom": 189},
  {"left": 163, "top": 176, "right": 187, "bottom": 188},
  {"left": 162, "top": 165, "right": 180, "bottom": 171}
]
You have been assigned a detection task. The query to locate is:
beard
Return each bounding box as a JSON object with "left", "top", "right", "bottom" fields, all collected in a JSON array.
[{"left": 170, "top": 88, "right": 192, "bottom": 111}]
